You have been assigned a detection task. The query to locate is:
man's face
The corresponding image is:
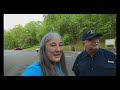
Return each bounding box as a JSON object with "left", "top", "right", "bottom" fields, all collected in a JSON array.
[{"left": 83, "top": 37, "right": 100, "bottom": 51}]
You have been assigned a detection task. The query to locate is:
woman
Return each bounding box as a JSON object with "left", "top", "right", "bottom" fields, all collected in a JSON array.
[{"left": 22, "top": 32, "right": 68, "bottom": 76}]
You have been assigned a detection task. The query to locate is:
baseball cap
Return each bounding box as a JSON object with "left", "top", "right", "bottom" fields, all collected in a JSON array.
[{"left": 81, "top": 30, "right": 103, "bottom": 41}]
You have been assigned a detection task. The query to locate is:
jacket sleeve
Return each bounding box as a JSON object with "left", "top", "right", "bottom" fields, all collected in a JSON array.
[
  {"left": 103, "top": 50, "right": 116, "bottom": 76},
  {"left": 72, "top": 55, "right": 80, "bottom": 76}
]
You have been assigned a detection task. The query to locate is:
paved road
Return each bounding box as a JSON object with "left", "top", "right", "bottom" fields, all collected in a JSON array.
[
  {"left": 4, "top": 50, "right": 79, "bottom": 76},
  {"left": 65, "top": 52, "right": 79, "bottom": 76}
]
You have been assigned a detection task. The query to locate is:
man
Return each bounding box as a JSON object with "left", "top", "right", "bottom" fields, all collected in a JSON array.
[{"left": 72, "top": 30, "right": 116, "bottom": 76}]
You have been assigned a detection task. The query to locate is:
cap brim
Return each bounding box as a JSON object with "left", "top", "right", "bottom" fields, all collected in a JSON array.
[{"left": 87, "top": 33, "right": 103, "bottom": 40}]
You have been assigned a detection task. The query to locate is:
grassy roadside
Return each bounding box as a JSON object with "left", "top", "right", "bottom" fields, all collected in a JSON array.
[
  {"left": 63, "top": 40, "right": 105, "bottom": 52},
  {"left": 24, "top": 40, "right": 105, "bottom": 52},
  {"left": 24, "top": 45, "right": 38, "bottom": 51}
]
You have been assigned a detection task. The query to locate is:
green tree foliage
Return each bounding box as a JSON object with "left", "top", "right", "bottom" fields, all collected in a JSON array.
[
  {"left": 4, "top": 14, "right": 116, "bottom": 50},
  {"left": 62, "top": 34, "right": 71, "bottom": 45},
  {"left": 10, "top": 25, "right": 24, "bottom": 48},
  {"left": 4, "top": 31, "right": 14, "bottom": 49},
  {"left": 23, "top": 21, "right": 41, "bottom": 47}
]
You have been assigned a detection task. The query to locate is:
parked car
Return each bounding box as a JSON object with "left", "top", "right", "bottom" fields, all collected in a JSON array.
[
  {"left": 14, "top": 48, "right": 22, "bottom": 50},
  {"left": 36, "top": 46, "right": 40, "bottom": 52}
]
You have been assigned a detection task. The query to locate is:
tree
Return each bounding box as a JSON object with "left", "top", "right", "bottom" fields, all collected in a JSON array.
[
  {"left": 4, "top": 14, "right": 116, "bottom": 50},
  {"left": 4, "top": 31, "right": 14, "bottom": 49}
]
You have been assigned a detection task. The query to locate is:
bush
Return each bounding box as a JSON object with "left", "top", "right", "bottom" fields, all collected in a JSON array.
[
  {"left": 62, "top": 34, "right": 71, "bottom": 45},
  {"left": 71, "top": 46, "right": 75, "bottom": 51}
]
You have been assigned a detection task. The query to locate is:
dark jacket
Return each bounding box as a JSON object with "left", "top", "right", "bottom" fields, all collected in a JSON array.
[{"left": 72, "top": 48, "right": 116, "bottom": 76}]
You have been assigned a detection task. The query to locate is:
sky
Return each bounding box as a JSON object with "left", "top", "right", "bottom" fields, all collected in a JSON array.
[{"left": 4, "top": 14, "right": 44, "bottom": 31}]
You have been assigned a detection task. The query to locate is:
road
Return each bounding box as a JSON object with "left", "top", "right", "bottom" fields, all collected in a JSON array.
[{"left": 4, "top": 50, "right": 79, "bottom": 76}]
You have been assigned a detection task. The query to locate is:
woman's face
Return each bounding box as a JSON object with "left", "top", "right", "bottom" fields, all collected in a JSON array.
[{"left": 45, "top": 38, "right": 63, "bottom": 62}]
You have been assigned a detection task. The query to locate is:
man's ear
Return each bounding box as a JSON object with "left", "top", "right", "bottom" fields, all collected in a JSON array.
[{"left": 82, "top": 41, "right": 85, "bottom": 46}]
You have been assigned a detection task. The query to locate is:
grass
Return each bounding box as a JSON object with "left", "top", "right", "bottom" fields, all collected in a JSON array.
[
  {"left": 63, "top": 45, "right": 71, "bottom": 52},
  {"left": 63, "top": 40, "right": 106, "bottom": 52},
  {"left": 24, "top": 40, "right": 106, "bottom": 52},
  {"left": 99, "top": 39, "right": 105, "bottom": 48},
  {"left": 24, "top": 45, "right": 38, "bottom": 51}
]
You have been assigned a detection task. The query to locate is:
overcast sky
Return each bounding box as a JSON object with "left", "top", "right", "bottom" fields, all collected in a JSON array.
[{"left": 4, "top": 14, "right": 44, "bottom": 31}]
